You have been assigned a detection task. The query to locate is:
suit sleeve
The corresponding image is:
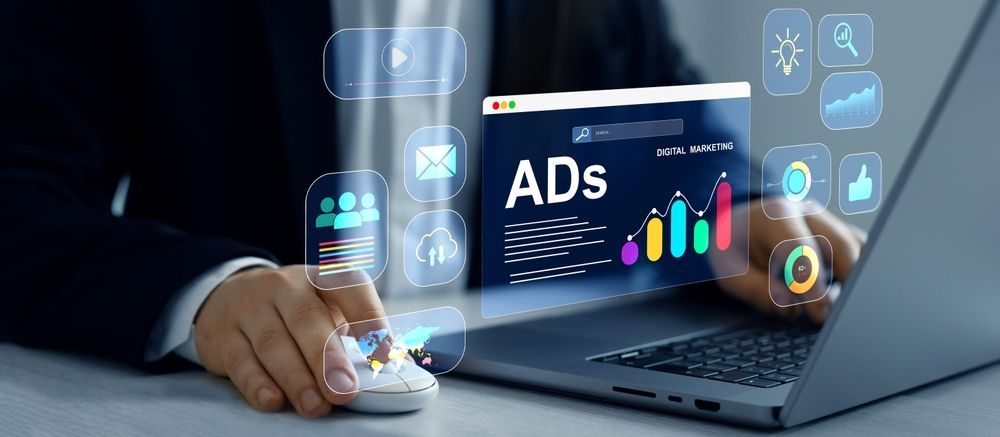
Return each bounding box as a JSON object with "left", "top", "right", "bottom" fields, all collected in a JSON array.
[{"left": 0, "top": 1, "right": 275, "bottom": 366}]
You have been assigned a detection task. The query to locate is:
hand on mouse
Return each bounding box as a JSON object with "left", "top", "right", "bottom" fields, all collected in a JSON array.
[
  {"left": 714, "top": 198, "right": 867, "bottom": 324},
  {"left": 192, "top": 265, "right": 386, "bottom": 417}
]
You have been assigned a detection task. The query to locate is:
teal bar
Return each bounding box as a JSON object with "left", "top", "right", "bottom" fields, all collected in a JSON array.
[
  {"left": 670, "top": 199, "right": 686, "bottom": 258},
  {"left": 694, "top": 219, "right": 709, "bottom": 254}
]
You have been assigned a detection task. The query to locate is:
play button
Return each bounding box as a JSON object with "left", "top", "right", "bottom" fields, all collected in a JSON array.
[
  {"left": 391, "top": 47, "right": 408, "bottom": 69},
  {"left": 381, "top": 39, "right": 415, "bottom": 76}
]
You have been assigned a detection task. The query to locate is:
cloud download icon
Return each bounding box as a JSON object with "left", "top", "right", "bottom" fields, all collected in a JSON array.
[
  {"left": 840, "top": 152, "right": 882, "bottom": 215},
  {"left": 404, "top": 210, "right": 466, "bottom": 287}
]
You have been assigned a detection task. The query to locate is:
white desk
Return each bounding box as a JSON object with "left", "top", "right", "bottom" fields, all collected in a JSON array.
[{"left": 2, "top": 294, "right": 998, "bottom": 436}]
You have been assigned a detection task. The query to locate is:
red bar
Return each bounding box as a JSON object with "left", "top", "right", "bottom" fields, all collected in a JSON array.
[{"left": 716, "top": 182, "right": 731, "bottom": 251}]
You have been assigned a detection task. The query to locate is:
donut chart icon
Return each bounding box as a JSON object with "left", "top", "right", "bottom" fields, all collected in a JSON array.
[
  {"left": 768, "top": 236, "right": 832, "bottom": 307},
  {"left": 782, "top": 161, "right": 812, "bottom": 202},
  {"left": 784, "top": 244, "right": 819, "bottom": 294}
]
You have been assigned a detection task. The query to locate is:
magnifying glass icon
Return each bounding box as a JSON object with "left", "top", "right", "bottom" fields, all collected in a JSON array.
[
  {"left": 834, "top": 22, "right": 859, "bottom": 58},
  {"left": 574, "top": 127, "right": 590, "bottom": 143}
]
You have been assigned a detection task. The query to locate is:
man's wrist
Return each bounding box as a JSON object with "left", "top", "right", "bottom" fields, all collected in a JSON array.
[{"left": 145, "top": 257, "right": 279, "bottom": 364}]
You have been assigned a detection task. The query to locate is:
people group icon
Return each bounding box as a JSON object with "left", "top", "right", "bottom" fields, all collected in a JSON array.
[{"left": 315, "top": 192, "right": 381, "bottom": 230}]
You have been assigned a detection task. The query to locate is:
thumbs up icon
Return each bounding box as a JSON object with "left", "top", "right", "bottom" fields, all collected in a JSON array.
[{"left": 848, "top": 164, "right": 873, "bottom": 202}]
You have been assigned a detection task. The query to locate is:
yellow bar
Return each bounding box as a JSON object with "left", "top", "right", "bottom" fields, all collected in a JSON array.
[
  {"left": 647, "top": 218, "right": 663, "bottom": 262},
  {"left": 319, "top": 241, "right": 374, "bottom": 252}
]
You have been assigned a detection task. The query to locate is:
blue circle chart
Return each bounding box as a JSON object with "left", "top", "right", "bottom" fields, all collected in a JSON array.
[{"left": 782, "top": 161, "right": 812, "bottom": 202}]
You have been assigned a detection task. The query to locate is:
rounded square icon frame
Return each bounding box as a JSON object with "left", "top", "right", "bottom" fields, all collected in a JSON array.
[
  {"left": 767, "top": 235, "right": 834, "bottom": 308},
  {"left": 760, "top": 143, "right": 832, "bottom": 220},
  {"left": 762, "top": 8, "right": 814, "bottom": 96},
  {"left": 321, "top": 306, "right": 467, "bottom": 395},
  {"left": 304, "top": 170, "right": 389, "bottom": 291},
  {"left": 839, "top": 151, "right": 883, "bottom": 216},
  {"left": 818, "top": 13, "right": 875, "bottom": 68},
  {"left": 322, "top": 26, "right": 468, "bottom": 100},
  {"left": 820, "top": 71, "right": 884, "bottom": 131},
  {"left": 403, "top": 209, "right": 467, "bottom": 288},
  {"left": 403, "top": 125, "right": 468, "bottom": 202}
]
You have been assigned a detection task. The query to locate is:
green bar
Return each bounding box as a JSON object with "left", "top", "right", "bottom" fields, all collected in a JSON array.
[{"left": 694, "top": 219, "right": 709, "bottom": 255}]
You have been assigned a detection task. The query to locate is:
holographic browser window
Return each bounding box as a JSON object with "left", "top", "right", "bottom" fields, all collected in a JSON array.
[{"left": 481, "top": 83, "right": 752, "bottom": 317}]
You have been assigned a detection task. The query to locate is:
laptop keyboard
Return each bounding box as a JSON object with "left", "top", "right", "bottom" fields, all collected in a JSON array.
[{"left": 595, "top": 323, "right": 819, "bottom": 388}]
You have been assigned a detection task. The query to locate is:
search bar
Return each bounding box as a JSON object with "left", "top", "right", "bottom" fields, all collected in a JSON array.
[{"left": 572, "top": 119, "right": 683, "bottom": 144}]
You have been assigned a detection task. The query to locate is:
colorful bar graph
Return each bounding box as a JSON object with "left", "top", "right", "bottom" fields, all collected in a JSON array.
[
  {"left": 621, "top": 172, "right": 735, "bottom": 266},
  {"left": 694, "top": 220, "right": 709, "bottom": 254},
  {"left": 670, "top": 199, "right": 686, "bottom": 258},
  {"left": 717, "top": 182, "right": 731, "bottom": 251},
  {"left": 647, "top": 218, "right": 663, "bottom": 262}
]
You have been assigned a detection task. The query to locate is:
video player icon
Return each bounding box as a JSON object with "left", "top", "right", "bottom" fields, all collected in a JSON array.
[{"left": 381, "top": 39, "right": 415, "bottom": 76}]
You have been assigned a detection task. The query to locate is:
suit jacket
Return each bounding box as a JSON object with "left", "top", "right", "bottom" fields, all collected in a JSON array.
[{"left": 0, "top": 0, "right": 696, "bottom": 367}]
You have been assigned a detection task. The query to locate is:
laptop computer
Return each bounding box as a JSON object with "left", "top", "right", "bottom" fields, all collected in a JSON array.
[{"left": 452, "top": 0, "right": 1000, "bottom": 428}]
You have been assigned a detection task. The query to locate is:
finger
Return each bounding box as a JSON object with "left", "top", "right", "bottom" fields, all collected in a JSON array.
[
  {"left": 222, "top": 334, "right": 285, "bottom": 412},
  {"left": 318, "top": 275, "right": 387, "bottom": 324},
  {"left": 717, "top": 266, "right": 799, "bottom": 319},
  {"left": 317, "top": 278, "right": 391, "bottom": 354},
  {"left": 845, "top": 221, "right": 868, "bottom": 245},
  {"left": 804, "top": 212, "right": 862, "bottom": 284},
  {"left": 274, "top": 291, "right": 359, "bottom": 403},
  {"left": 241, "top": 308, "right": 331, "bottom": 418},
  {"left": 802, "top": 282, "right": 842, "bottom": 324}
]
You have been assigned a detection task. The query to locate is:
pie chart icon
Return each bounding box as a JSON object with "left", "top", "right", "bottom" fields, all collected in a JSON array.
[{"left": 782, "top": 161, "right": 812, "bottom": 202}]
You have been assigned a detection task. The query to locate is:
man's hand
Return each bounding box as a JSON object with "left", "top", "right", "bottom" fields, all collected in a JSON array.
[
  {"left": 193, "top": 265, "right": 385, "bottom": 417},
  {"left": 716, "top": 198, "right": 867, "bottom": 324}
]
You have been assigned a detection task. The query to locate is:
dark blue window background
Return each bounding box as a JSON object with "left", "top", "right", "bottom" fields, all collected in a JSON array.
[{"left": 481, "top": 97, "right": 751, "bottom": 317}]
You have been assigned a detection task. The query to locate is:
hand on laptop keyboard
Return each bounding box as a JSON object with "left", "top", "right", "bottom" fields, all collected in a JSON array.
[{"left": 711, "top": 198, "right": 866, "bottom": 324}]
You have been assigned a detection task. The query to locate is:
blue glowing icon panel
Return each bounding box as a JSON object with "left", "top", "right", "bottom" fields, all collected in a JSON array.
[
  {"left": 305, "top": 171, "right": 389, "bottom": 290},
  {"left": 818, "top": 14, "right": 874, "bottom": 67},
  {"left": 761, "top": 143, "right": 832, "bottom": 220},
  {"left": 324, "top": 27, "right": 467, "bottom": 99},
  {"left": 763, "top": 9, "right": 813, "bottom": 96}
]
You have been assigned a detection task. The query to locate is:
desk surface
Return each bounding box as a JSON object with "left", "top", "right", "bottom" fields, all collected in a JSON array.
[{"left": 2, "top": 294, "right": 999, "bottom": 436}]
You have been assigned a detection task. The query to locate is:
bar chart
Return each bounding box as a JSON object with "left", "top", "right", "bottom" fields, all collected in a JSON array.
[{"left": 621, "top": 172, "right": 732, "bottom": 265}]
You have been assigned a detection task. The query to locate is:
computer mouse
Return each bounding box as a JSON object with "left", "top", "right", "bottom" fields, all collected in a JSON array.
[
  {"left": 337, "top": 335, "right": 438, "bottom": 414},
  {"left": 343, "top": 361, "right": 438, "bottom": 414}
]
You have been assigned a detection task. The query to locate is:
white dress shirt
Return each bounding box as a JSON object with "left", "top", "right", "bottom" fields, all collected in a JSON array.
[{"left": 144, "top": 257, "right": 277, "bottom": 364}]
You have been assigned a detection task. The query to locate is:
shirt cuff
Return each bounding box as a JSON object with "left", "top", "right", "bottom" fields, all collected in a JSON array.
[{"left": 145, "top": 257, "right": 279, "bottom": 364}]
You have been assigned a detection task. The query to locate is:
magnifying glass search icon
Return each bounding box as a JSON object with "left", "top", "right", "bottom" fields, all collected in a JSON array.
[
  {"left": 574, "top": 127, "right": 590, "bottom": 142},
  {"left": 834, "top": 22, "right": 859, "bottom": 58}
]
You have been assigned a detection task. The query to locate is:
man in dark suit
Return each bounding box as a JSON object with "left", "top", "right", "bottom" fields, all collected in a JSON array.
[{"left": 0, "top": 0, "right": 863, "bottom": 417}]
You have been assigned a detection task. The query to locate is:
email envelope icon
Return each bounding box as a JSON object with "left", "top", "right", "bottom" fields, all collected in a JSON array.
[{"left": 415, "top": 144, "right": 457, "bottom": 180}]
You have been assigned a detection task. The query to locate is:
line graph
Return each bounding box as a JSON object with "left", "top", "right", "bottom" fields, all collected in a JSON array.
[
  {"left": 824, "top": 83, "right": 876, "bottom": 117},
  {"left": 820, "top": 71, "right": 883, "bottom": 130},
  {"left": 621, "top": 172, "right": 732, "bottom": 265}
]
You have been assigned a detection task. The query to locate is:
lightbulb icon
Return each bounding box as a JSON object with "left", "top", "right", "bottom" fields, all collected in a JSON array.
[{"left": 772, "top": 27, "right": 804, "bottom": 76}]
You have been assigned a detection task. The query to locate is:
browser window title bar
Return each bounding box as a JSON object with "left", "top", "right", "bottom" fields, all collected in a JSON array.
[{"left": 483, "top": 82, "right": 750, "bottom": 115}]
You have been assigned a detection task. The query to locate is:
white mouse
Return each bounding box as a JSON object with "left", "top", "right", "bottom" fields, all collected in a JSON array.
[
  {"left": 337, "top": 335, "right": 439, "bottom": 414},
  {"left": 344, "top": 361, "right": 438, "bottom": 414}
]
